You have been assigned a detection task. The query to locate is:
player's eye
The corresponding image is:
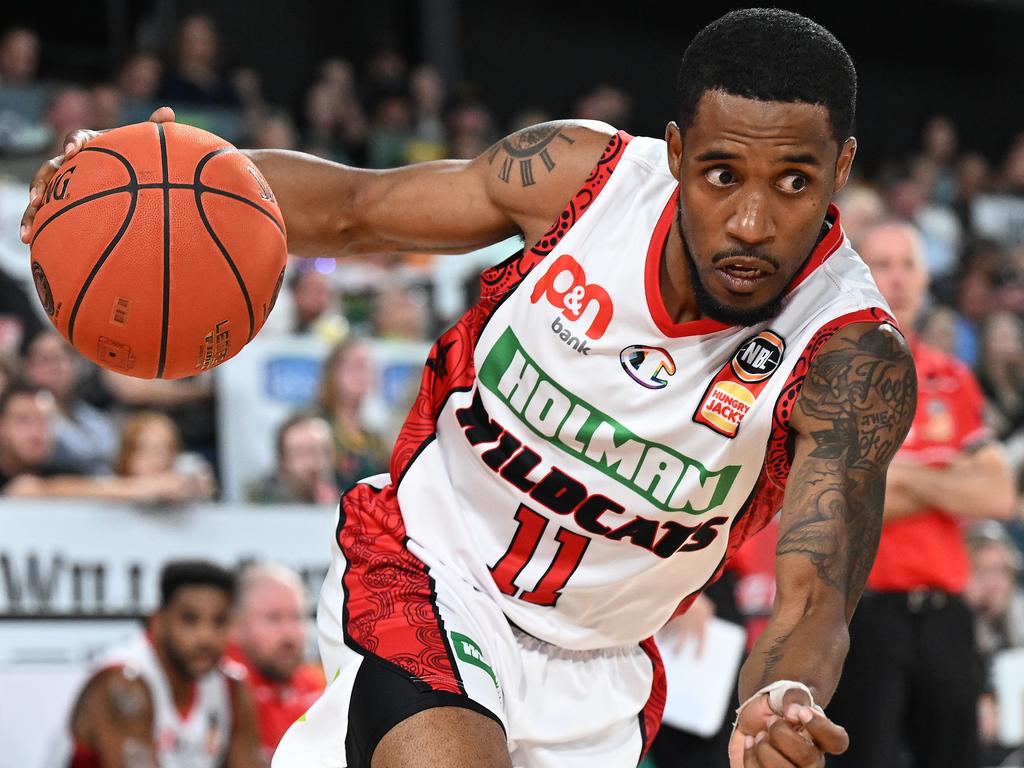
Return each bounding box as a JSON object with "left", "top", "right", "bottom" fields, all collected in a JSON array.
[
  {"left": 778, "top": 173, "right": 809, "bottom": 193},
  {"left": 704, "top": 167, "right": 737, "bottom": 187}
]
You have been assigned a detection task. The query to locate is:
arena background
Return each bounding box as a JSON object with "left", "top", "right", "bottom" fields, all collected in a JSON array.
[{"left": 1, "top": 1, "right": 1022, "bottom": 766}]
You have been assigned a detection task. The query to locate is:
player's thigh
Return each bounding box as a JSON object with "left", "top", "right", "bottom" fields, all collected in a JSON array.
[{"left": 372, "top": 707, "right": 512, "bottom": 768}]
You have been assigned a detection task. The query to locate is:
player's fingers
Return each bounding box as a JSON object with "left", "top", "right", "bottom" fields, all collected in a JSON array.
[
  {"left": 61, "top": 128, "right": 102, "bottom": 161},
  {"left": 766, "top": 719, "right": 822, "bottom": 767},
  {"left": 789, "top": 706, "right": 849, "bottom": 756},
  {"left": 20, "top": 154, "right": 62, "bottom": 242},
  {"left": 148, "top": 106, "right": 176, "bottom": 123},
  {"left": 753, "top": 734, "right": 814, "bottom": 768}
]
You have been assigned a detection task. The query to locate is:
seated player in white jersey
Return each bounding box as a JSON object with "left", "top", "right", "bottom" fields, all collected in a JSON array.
[
  {"left": 61, "top": 561, "right": 262, "bottom": 768},
  {"left": 24, "top": 9, "right": 918, "bottom": 768}
]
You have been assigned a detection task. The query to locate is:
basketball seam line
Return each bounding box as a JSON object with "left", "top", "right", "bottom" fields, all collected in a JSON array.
[
  {"left": 193, "top": 147, "right": 257, "bottom": 343},
  {"left": 156, "top": 123, "right": 170, "bottom": 379},
  {"left": 66, "top": 153, "right": 140, "bottom": 346}
]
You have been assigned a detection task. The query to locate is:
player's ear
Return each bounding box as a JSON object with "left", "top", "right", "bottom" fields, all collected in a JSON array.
[
  {"left": 665, "top": 122, "right": 683, "bottom": 179},
  {"left": 833, "top": 137, "right": 857, "bottom": 194}
]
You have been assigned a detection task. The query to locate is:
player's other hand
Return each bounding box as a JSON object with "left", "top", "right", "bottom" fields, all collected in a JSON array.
[
  {"left": 20, "top": 107, "right": 176, "bottom": 243},
  {"left": 662, "top": 593, "right": 715, "bottom": 656},
  {"left": 728, "top": 688, "right": 848, "bottom": 768}
]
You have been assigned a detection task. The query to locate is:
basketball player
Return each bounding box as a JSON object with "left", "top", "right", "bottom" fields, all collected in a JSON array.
[
  {"left": 24, "top": 9, "right": 918, "bottom": 768},
  {"left": 61, "top": 561, "right": 262, "bottom": 767}
]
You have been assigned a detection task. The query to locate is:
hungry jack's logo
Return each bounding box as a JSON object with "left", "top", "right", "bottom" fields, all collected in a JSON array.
[{"left": 694, "top": 330, "right": 786, "bottom": 438}]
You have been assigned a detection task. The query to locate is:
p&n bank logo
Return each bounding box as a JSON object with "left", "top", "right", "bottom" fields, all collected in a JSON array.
[
  {"left": 620, "top": 345, "right": 676, "bottom": 389},
  {"left": 531, "top": 254, "right": 613, "bottom": 341}
]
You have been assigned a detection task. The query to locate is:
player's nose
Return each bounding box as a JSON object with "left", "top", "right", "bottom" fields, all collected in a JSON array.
[{"left": 725, "top": 191, "right": 776, "bottom": 247}]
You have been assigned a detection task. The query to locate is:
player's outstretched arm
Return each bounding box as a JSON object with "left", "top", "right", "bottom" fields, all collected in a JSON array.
[
  {"left": 20, "top": 107, "right": 616, "bottom": 259},
  {"left": 731, "top": 321, "right": 916, "bottom": 766},
  {"left": 243, "top": 119, "right": 614, "bottom": 258},
  {"left": 70, "top": 668, "right": 159, "bottom": 768}
]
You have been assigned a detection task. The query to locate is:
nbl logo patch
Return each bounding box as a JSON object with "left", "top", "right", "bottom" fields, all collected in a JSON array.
[
  {"left": 731, "top": 331, "right": 784, "bottom": 382},
  {"left": 694, "top": 330, "right": 786, "bottom": 438}
]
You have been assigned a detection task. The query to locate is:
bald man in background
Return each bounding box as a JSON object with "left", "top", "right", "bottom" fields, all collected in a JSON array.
[
  {"left": 229, "top": 564, "right": 325, "bottom": 762},
  {"left": 827, "top": 221, "right": 1016, "bottom": 768}
]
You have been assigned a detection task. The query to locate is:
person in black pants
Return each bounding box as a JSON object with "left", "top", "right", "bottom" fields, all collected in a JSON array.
[{"left": 826, "top": 222, "right": 1015, "bottom": 767}]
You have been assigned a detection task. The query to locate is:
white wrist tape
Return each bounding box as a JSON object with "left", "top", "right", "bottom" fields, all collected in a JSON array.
[{"left": 735, "top": 680, "right": 821, "bottom": 725}]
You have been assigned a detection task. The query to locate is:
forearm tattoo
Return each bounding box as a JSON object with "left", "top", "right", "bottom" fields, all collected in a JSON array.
[
  {"left": 488, "top": 123, "right": 575, "bottom": 187},
  {"left": 776, "top": 325, "right": 916, "bottom": 614}
]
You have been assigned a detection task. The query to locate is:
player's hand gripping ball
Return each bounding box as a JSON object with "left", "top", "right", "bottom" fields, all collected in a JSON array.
[{"left": 26, "top": 117, "right": 287, "bottom": 378}]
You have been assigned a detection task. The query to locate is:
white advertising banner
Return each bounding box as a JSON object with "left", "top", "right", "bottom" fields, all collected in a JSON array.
[{"left": 0, "top": 499, "right": 336, "bottom": 664}]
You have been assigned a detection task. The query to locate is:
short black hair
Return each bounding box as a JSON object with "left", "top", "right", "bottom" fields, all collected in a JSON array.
[
  {"left": 159, "top": 560, "right": 236, "bottom": 609},
  {"left": 676, "top": 8, "right": 856, "bottom": 144},
  {"left": 0, "top": 379, "right": 45, "bottom": 420}
]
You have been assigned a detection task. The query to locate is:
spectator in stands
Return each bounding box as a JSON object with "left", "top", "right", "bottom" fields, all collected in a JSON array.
[
  {"left": 447, "top": 102, "right": 494, "bottom": 160},
  {"left": 917, "top": 115, "right": 959, "bottom": 206},
  {"left": 250, "top": 109, "right": 297, "bottom": 150},
  {"left": 965, "top": 523, "right": 1024, "bottom": 765},
  {"left": 45, "top": 87, "right": 94, "bottom": 156},
  {"left": 0, "top": 382, "right": 189, "bottom": 502},
  {"left": 302, "top": 81, "right": 346, "bottom": 161},
  {"left": 114, "top": 411, "right": 215, "bottom": 502},
  {"left": 364, "top": 41, "right": 407, "bottom": 103},
  {"left": 22, "top": 329, "right": 116, "bottom": 474},
  {"left": 828, "top": 221, "right": 1016, "bottom": 768},
  {"left": 288, "top": 266, "right": 348, "bottom": 341},
  {"left": 315, "top": 58, "right": 367, "bottom": 163},
  {"left": 977, "top": 311, "right": 1024, "bottom": 439},
  {"left": 0, "top": 355, "right": 17, "bottom": 400},
  {"left": 835, "top": 182, "right": 886, "bottom": 248},
  {"left": 952, "top": 152, "right": 992, "bottom": 236},
  {"left": 117, "top": 52, "right": 162, "bottom": 103},
  {"left": 919, "top": 305, "right": 960, "bottom": 358},
  {"left": 0, "top": 267, "right": 44, "bottom": 357},
  {"left": 406, "top": 65, "right": 446, "bottom": 162},
  {"left": 248, "top": 413, "right": 338, "bottom": 504},
  {"left": 886, "top": 167, "right": 961, "bottom": 278},
  {"left": 317, "top": 338, "right": 389, "bottom": 490},
  {"left": 0, "top": 380, "right": 55, "bottom": 492},
  {"left": 0, "top": 27, "right": 39, "bottom": 86},
  {"left": 159, "top": 14, "right": 238, "bottom": 106},
  {"left": 229, "top": 563, "right": 324, "bottom": 760},
  {"left": 99, "top": 368, "right": 217, "bottom": 463},
  {"left": 371, "top": 282, "right": 430, "bottom": 341},
  {"left": 367, "top": 94, "right": 412, "bottom": 168},
  {"left": 573, "top": 84, "right": 632, "bottom": 127},
  {"left": 89, "top": 83, "right": 121, "bottom": 130}
]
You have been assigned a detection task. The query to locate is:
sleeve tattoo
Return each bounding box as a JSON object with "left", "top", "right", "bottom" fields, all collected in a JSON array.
[{"left": 776, "top": 324, "right": 917, "bottom": 616}]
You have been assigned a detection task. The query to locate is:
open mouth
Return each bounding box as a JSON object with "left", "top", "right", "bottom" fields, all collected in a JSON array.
[{"left": 714, "top": 260, "right": 775, "bottom": 294}]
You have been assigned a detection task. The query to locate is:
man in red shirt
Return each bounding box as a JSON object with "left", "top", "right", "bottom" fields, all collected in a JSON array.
[
  {"left": 229, "top": 563, "right": 325, "bottom": 762},
  {"left": 828, "top": 221, "right": 1016, "bottom": 767}
]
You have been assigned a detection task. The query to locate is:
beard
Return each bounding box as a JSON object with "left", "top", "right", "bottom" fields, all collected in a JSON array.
[{"left": 677, "top": 207, "right": 819, "bottom": 327}]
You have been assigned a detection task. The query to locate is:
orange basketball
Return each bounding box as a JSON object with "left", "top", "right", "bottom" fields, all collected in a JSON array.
[{"left": 28, "top": 122, "right": 287, "bottom": 379}]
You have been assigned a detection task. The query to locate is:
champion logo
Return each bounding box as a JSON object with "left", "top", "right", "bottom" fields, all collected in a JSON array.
[{"left": 620, "top": 345, "right": 676, "bottom": 389}]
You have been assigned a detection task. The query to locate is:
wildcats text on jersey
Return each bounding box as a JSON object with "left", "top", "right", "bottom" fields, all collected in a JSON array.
[{"left": 479, "top": 327, "right": 740, "bottom": 515}]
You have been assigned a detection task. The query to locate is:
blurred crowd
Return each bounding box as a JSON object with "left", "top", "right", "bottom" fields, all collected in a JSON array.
[{"left": 1, "top": 13, "right": 1024, "bottom": 768}]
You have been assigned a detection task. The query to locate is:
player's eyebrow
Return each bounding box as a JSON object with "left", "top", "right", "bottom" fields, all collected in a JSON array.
[
  {"left": 695, "top": 150, "right": 738, "bottom": 162},
  {"left": 780, "top": 152, "right": 821, "bottom": 166}
]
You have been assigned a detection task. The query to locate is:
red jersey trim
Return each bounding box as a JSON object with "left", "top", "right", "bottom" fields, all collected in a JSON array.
[
  {"left": 638, "top": 637, "right": 667, "bottom": 760},
  {"left": 644, "top": 198, "right": 847, "bottom": 338}
]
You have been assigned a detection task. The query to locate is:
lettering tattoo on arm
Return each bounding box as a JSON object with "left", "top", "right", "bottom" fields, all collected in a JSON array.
[
  {"left": 488, "top": 124, "right": 576, "bottom": 187},
  {"left": 776, "top": 324, "right": 916, "bottom": 615}
]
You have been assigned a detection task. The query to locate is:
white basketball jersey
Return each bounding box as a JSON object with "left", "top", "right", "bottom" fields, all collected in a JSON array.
[
  {"left": 92, "top": 632, "right": 232, "bottom": 768},
  {"left": 388, "top": 131, "right": 893, "bottom": 650}
]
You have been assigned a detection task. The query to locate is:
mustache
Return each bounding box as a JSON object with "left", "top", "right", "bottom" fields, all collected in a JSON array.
[{"left": 710, "top": 249, "right": 781, "bottom": 269}]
